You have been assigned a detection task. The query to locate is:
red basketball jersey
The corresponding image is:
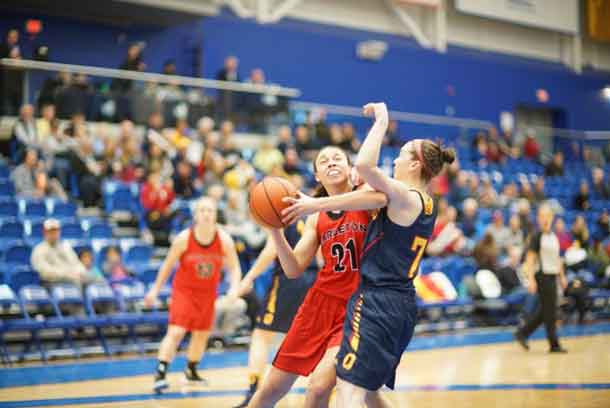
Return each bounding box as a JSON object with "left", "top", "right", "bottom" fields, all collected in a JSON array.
[
  {"left": 173, "top": 229, "right": 225, "bottom": 292},
  {"left": 314, "top": 210, "right": 370, "bottom": 301}
]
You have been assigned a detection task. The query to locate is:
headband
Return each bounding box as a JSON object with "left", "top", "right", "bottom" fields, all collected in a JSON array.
[{"left": 414, "top": 139, "right": 429, "bottom": 175}]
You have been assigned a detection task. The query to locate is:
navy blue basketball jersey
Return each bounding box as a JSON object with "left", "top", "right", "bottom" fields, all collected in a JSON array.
[{"left": 360, "top": 189, "right": 437, "bottom": 290}]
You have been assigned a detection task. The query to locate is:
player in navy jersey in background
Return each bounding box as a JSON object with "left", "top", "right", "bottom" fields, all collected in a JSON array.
[{"left": 282, "top": 102, "right": 455, "bottom": 407}]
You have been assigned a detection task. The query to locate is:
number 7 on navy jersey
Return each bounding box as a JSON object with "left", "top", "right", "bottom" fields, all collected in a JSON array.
[{"left": 408, "top": 236, "right": 428, "bottom": 279}]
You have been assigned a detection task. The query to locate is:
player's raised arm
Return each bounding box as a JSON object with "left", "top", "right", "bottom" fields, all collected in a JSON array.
[{"left": 268, "top": 214, "right": 319, "bottom": 279}]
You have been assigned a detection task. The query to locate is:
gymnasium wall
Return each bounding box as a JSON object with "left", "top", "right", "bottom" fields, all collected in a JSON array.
[{"left": 1, "top": 9, "right": 610, "bottom": 130}]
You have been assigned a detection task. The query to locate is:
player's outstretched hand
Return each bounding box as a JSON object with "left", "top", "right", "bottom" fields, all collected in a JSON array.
[
  {"left": 363, "top": 102, "right": 388, "bottom": 123},
  {"left": 281, "top": 191, "right": 317, "bottom": 225},
  {"left": 143, "top": 288, "right": 159, "bottom": 308}
]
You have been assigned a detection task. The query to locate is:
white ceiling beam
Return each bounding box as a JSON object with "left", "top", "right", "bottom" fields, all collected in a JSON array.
[
  {"left": 385, "top": 0, "right": 433, "bottom": 49},
  {"left": 264, "top": 0, "right": 303, "bottom": 23},
  {"left": 225, "top": 0, "right": 255, "bottom": 18}
]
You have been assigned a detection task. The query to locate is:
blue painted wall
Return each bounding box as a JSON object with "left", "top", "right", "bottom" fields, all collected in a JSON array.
[{"left": 2, "top": 10, "right": 610, "bottom": 130}]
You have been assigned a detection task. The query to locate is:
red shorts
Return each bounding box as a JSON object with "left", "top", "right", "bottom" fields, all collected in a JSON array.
[
  {"left": 168, "top": 286, "right": 216, "bottom": 331},
  {"left": 273, "top": 288, "right": 348, "bottom": 376}
]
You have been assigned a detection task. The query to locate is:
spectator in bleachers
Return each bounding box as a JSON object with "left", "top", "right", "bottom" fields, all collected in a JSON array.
[
  {"left": 10, "top": 104, "right": 37, "bottom": 160},
  {"left": 282, "top": 147, "right": 306, "bottom": 177},
  {"left": 516, "top": 198, "right": 535, "bottom": 237},
  {"left": 460, "top": 197, "right": 480, "bottom": 240},
  {"left": 111, "top": 43, "right": 145, "bottom": 94},
  {"left": 427, "top": 203, "right": 466, "bottom": 256},
  {"left": 583, "top": 146, "right": 605, "bottom": 169},
  {"left": 41, "top": 120, "right": 72, "bottom": 190},
  {"left": 295, "top": 125, "right": 318, "bottom": 161},
  {"left": 573, "top": 180, "right": 591, "bottom": 211},
  {"left": 173, "top": 159, "right": 197, "bottom": 199},
  {"left": 485, "top": 141, "right": 503, "bottom": 164},
  {"left": 545, "top": 152, "right": 564, "bottom": 177},
  {"left": 36, "top": 104, "right": 56, "bottom": 143},
  {"left": 141, "top": 170, "right": 176, "bottom": 246},
  {"left": 478, "top": 178, "right": 498, "bottom": 208},
  {"left": 199, "top": 131, "right": 226, "bottom": 184},
  {"left": 590, "top": 239, "right": 610, "bottom": 281},
  {"left": 79, "top": 249, "right": 104, "bottom": 282},
  {"left": 507, "top": 214, "right": 525, "bottom": 253},
  {"left": 186, "top": 116, "right": 214, "bottom": 167},
  {"left": 383, "top": 120, "right": 402, "bottom": 147},
  {"left": 473, "top": 233, "right": 498, "bottom": 272},
  {"left": 146, "top": 142, "right": 174, "bottom": 182},
  {"left": 216, "top": 56, "right": 240, "bottom": 120},
  {"left": 310, "top": 108, "right": 330, "bottom": 146},
  {"left": 244, "top": 68, "right": 275, "bottom": 132},
  {"left": 143, "top": 111, "right": 166, "bottom": 153},
  {"left": 486, "top": 210, "right": 510, "bottom": 254},
  {"left": 31, "top": 219, "right": 90, "bottom": 289},
  {"left": 219, "top": 120, "right": 242, "bottom": 169},
  {"left": 223, "top": 159, "right": 255, "bottom": 193},
  {"left": 533, "top": 177, "right": 546, "bottom": 203},
  {"left": 102, "top": 246, "right": 133, "bottom": 284},
  {"left": 276, "top": 125, "right": 293, "bottom": 154},
  {"left": 448, "top": 170, "right": 470, "bottom": 206},
  {"left": 591, "top": 167, "right": 610, "bottom": 199},
  {"left": 497, "top": 181, "right": 518, "bottom": 209},
  {"left": 466, "top": 173, "right": 480, "bottom": 200},
  {"left": 494, "top": 245, "right": 526, "bottom": 295},
  {"left": 168, "top": 119, "right": 192, "bottom": 152},
  {"left": 522, "top": 130, "right": 540, "bottom": 161},
  {"left": 69, "top": 137, "right": 103, "bottom": 207},
  {"left": 253, "top": 139, "right": 284, "bottom": 174},
  {"left": 553, "top": 217, "right": 572, "bottom": 254},
  {"left": 571, "top": 215, "right": 590, "bottom": 250},
  {"left": 11, "top": 148, "right": 66, "bottom": 199},
  {"left": 0, "top": 28, "right": 23, "bottom": 116},
  {"left": 473, "top": 135, "right": 488, "bottom": 164},
  {"left": 340, "top": 122, "right": 361, "bottom": 153},
  {"left": 594, "top": 210, "right": 609, "bottom": 242}
]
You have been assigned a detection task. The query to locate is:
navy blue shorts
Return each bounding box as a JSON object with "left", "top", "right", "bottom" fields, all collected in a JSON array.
[
  {"left": 336, "top": 286, "right": 417, "bottom": 391},
  {"left": 255, "top": 270, "right": 314, "bottom": 333}
]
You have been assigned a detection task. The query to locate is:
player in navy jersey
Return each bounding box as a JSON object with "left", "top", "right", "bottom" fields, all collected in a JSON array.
[
  {"left": 282, "top": 102, "right": 455, "bottom": 406},
  {"left": 232, "top": 219, "right": 317, "bottom": 408}
]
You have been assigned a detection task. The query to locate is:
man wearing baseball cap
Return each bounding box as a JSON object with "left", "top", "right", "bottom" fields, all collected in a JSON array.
[{"left": 31, "top": 218, "right": 90, "bottom": 289}]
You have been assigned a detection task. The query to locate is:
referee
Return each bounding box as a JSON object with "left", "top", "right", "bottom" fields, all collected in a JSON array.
[{"left": 515, "top": 203, "right": 568, "bottom": 353}]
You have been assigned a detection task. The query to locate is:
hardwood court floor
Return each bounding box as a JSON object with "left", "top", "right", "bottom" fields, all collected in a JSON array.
[{"left": 1, "top": 324, "right": 609, "bottom": 407}]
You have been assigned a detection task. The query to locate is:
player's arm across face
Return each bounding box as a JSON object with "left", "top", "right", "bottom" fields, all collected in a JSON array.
[
  {"left": 268, "top": 214, "right": 319, "bottom": 279},
  {"left": 218, "top": 228, "right": 243, "bottom": 298},
  {"left": 281, "top": 184, "right": 387, "bottom": 225}
]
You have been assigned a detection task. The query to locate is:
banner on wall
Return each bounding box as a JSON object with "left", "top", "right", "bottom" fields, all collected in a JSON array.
[
  {"left": 587, "top": 0, "right": 610, "bottom": 42},
  {"left": 455, "top": 0, "right": 579, "bottom": 34}
]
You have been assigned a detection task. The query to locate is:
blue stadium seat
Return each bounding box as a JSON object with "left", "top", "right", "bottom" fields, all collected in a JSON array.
[
  {"left": 19, "top": 285, "right": 80, "bottom": 360},
  {"left": 0, "top": 200, "right": 18, "bottom": 218},
  {"left": 124, "top": 245, "right": 152, "bottom": 267},
  {"left": 8, "top": 266, "right": 40, "bottom": 291},
  {"left": 85, "top": 283, "right": 122, "bottom": 355},
  {"left": 22, "top": 201, "right": 48, "bottom": 218},
  {"left": 88, "top": 223, "right": 113, "bottom": 239},
  {"left": 4, "top": 243, "right": 32, "bottom": 267},
  {"left": 51, "top": 202, "right": 77, "bottom": 219},
  {"left": 0, "top": 182, "right": 15, "bottom": 198},
  {"left": 60, "top": 222, "right": 85, "bottom": 240},
  {"left": 0, "top": 220, "right": 25, "bottom": 241}
]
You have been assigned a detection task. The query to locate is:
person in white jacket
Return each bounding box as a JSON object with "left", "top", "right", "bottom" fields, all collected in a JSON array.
[{"left": 31, "top": 218, "right": 97, "bottom": 289}]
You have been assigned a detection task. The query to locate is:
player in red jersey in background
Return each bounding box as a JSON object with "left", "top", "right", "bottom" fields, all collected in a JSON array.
[
  {"left": 248, "top": 146, "right": 389, "bottom": 408},
  {"left": 144, "top": 196, "right": 242, "bottom": 393}
]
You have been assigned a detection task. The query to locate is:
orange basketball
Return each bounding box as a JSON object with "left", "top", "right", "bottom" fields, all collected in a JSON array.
[{"left": 249, "top": 177, "right": 297, "bottom": 229}]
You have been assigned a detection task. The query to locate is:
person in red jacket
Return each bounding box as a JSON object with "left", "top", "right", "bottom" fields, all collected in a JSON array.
[{"left": 141, "top": 170, "right": 176, "bottom": 246}]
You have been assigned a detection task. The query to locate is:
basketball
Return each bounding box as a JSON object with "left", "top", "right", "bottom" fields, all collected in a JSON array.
[{"left": 249, "top": 177, "right": 297, "bottom": 229}]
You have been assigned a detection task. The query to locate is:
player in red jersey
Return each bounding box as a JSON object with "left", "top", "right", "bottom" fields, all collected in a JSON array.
[
  {"left": 248, "top": 146, "right": 388, "bottom": 408},
  {"left": 143, "top": 196, "right": 242, "bottom": 393}
]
